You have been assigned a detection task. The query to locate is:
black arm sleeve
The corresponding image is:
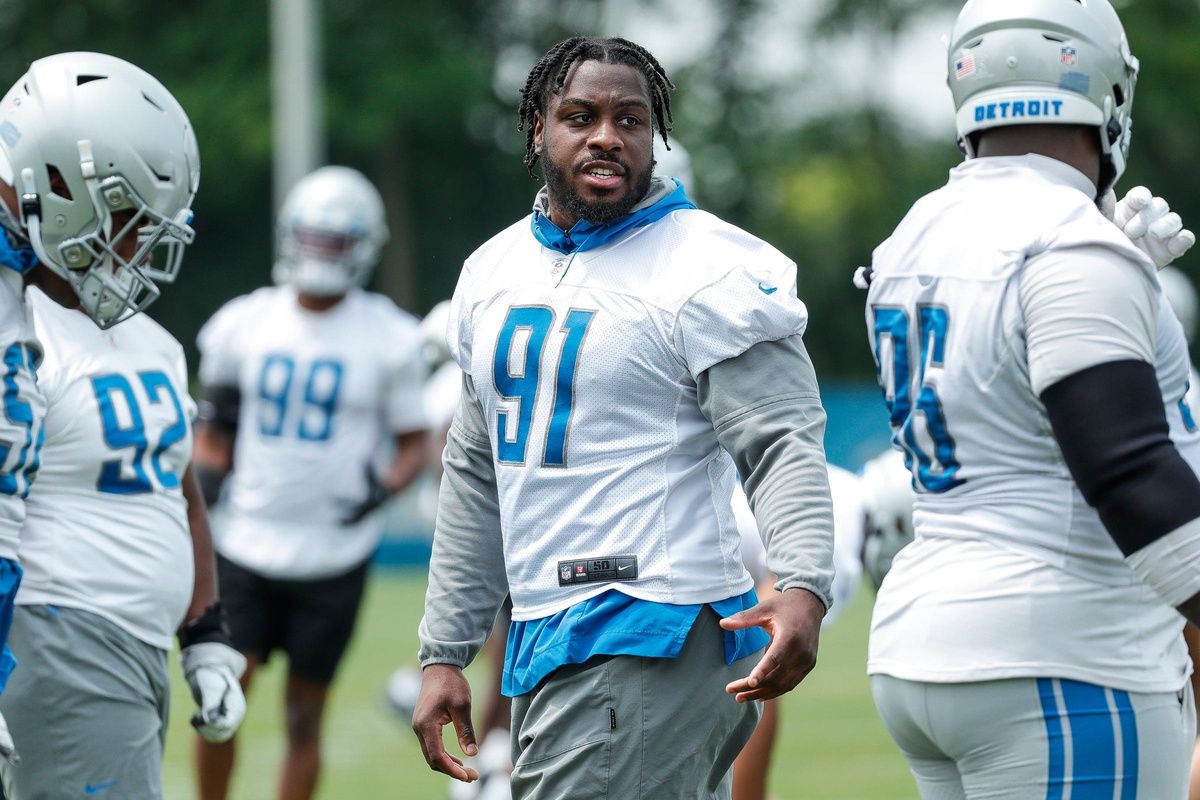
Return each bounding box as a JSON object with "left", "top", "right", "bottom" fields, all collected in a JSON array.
[
  {"left": 196, "top": 384, "right": 241, "bottom": 434},
  {"left": 1041, "top": 359, "right": 1200, "bottom": 556}
]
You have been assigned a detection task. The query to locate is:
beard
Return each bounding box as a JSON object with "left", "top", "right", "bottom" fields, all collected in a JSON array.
[{"left": 541, "top": 152, "right": 653, "bottom": 226}]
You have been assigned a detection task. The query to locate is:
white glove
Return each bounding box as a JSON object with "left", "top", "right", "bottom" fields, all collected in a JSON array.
[
  {"left": 181, "top": 642, "right": 248, "bottom": 743},
  {"left": 1103, "top": 185, "right": 1196, "bottom": 268},
  {"left": 0, "top": 709, "right": 17, "bottom": 764}
]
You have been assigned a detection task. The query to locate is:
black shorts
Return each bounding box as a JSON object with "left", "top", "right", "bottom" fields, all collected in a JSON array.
[{"left": 216, "top": 554, "right": 370, "bottom": 685}]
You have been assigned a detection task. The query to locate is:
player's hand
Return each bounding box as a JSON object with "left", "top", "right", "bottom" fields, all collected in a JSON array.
[
  {"left": 720, "top": 587, "right": 825, "bottom": 703},
  {"left": 340, "top": 463, "right": 392, "bottom": 526},
  {"left": 411, "top": 664, "right": 480, "bottom": 783},
  {"left": 1103, "top": 186, "right": 1196, "bottom": 268},
  {"left": 181, "top": 642, "right": 248, "bottom": 743},
  {"left": 0, "top": 709, "right": 18, "bottom": 764}
]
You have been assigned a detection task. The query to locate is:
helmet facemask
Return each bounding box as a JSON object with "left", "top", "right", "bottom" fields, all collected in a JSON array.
[
  {"left": 274, "top": 224, "right": 371, "bottom": 297},
  {"left": 20, "top": 142, "right": 195, "bottom": 329}
]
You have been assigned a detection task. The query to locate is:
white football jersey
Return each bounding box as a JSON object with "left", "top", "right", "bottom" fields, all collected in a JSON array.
[
  {"left": 449, "top": 208, "right": 808, "bottom": 621},
  {"left": 18, "top": 288, "right": 195, "bottom": 649},
  {"left": 735, "top": 464, "right": 863, "bottom": 625},
  {"left": 198, "top": 286, "right": 427, "bottom": 579},
  {"left": 867, "top": 156, "right": 1191, "bottom": 693},
  {"left": 0, "top": 269, "right": 43, "bottom": 561}
]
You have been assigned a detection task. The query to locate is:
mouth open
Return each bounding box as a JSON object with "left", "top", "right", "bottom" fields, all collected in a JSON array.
[{"left": 578, "top": 161, "right": 626, "bottom": 190}]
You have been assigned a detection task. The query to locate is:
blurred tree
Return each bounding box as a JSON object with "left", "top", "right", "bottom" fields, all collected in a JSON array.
[{"left": 0, "top": 0, "right": 1194, "bottom": 383}]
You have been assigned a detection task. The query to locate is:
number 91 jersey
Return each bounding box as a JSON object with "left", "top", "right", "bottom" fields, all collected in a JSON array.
[
  {"left": 18, "top": 287, "right": 196, "bottom": 650},
  {"left": 197, "top": 286, "right": 427, "bottom": 580},
  {"left": 449, "top": 209, "right": 808, "bottom": 622}
]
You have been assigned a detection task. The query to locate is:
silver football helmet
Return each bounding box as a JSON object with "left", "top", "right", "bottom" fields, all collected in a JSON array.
[
  {"left": 273, "top": 166, "right": 388, "bottom": 297},
  {"left": 0, "top": 52, "right": 199, "bottom": 328},
  {"left": 859, "top": 448, "right": 915, "bottom": 591},
  {"left": 418, "top": 300, "right": 453, "bottom": 369},
  {"left": 948, "top": 0, "right": 1139, "bottom": 195}
]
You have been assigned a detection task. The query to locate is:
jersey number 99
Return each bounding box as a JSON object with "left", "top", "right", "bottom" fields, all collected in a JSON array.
[{"left": 257, "top": 355, "right": 344, "bottom": 442}]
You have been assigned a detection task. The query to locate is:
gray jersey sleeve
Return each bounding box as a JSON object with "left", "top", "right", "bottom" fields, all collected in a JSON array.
[
  {"left": 417, "top": 374, "right": 507, "bottom": 669},
  {"left": 696, "top": 334, "right": 835, "bottom": 608}
]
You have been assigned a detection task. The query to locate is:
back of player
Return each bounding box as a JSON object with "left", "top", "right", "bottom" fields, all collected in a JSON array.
[
  {"left": 867, "top": 163, "right": 1184, "bottom": 691},
  {"left": 864, "top": 2, "right": 1200, "bottom": 798}
]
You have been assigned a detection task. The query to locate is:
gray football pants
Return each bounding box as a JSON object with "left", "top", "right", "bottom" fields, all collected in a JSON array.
[
  {"left": 509, "top": 608, "right": 763, "bottom": 800},
  {"left": 872, "top": 674, "right": 1196, "bottom": 799},
  {"left": 0, "top": 604, "right": 170, "bottom": 800}
]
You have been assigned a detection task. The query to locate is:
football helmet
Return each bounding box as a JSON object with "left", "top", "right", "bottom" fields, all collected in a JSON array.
[
  {"left": 273, "top": 166, "right": 388, "bottom": 297},
  {"left": 0, "top": 52, "right": 199, "bottom": 328},
  {"left": 418, "top": 300, "right": 453, "bottom": 369},
  {"left": 859, "top": 448, "right": 915, "bottom": 590},
  {"left": 948, "top": 0, "right": 1139, "bottom": 195}
]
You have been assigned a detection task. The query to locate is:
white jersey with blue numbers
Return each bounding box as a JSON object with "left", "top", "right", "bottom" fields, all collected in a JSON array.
[
  {"left": 448, "top": 207, "right": 808, "bottom": 621},
  {"left": 198, "top": 286, "right": 426, "bottom": 580},
  {"left": 0, "top": 269, "right": 44, "bottom": 562},
  {"left": 866, "top": 156, "right": 1192, "bottom": 694},
  {"left": 18, "top": 288, "right": 195, "bottom": 650}
]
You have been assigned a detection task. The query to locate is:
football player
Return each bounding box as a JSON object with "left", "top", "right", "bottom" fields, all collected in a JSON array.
[
  {"left": 192, "top": 166, "right": 429, "bottom": 800},
  {"left": 730, "top": 465, "right": 862, "bottom": 800},
  {"left": 412, "top": 36, "right": 834, "bottom": 800},
  {"left": 863, "top": 1, "right": 1200, "bottom": 796},
  {"left": 0, "top": 52, "right": 246, "bottom": 799}
]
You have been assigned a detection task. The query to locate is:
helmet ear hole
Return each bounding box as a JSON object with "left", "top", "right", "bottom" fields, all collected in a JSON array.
[
  {"left": 1112, "top": 83, "right": 1125, "bottom": 106},
  {"left": 45, "top": 164, "right": 72, "bottom": 200},
  {"left": 1106, "top": 118, "right": 1122, "bottom": 144}
]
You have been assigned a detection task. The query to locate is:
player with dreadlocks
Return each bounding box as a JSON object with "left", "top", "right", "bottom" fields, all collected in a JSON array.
[{"left": 412, "top": 36, "right": 834, "bottom": 800}]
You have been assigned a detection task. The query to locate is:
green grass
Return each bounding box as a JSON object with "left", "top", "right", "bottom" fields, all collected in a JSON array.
[{"left": 162, "top": 571, "right": 916, "bottom": 799}]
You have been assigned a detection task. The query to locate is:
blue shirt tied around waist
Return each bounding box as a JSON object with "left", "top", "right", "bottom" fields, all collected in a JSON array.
[
  {"left": 506, "top": 178, "right": 766, "bottom": 698},
  {"left": 503, "top": 588, "right": 769, "bottom": 697},
  {"left": 0, "top": 558, "right": 22, "bottom": 692}
]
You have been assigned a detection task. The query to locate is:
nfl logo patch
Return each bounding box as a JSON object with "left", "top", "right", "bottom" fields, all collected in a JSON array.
[
  {"left": 1061, "top": 47, "right": 1077, "bottom": 66},
  {"left": 560, "top": 565, "right": 572, "bottom": 582},
  {"left": 955, "top": 52, "right": 976, "bottom": 80}
]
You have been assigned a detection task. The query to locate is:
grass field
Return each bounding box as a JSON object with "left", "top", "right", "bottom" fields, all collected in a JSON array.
[{"left": 161, "top": 569, "right": 916, "bottom": 799}]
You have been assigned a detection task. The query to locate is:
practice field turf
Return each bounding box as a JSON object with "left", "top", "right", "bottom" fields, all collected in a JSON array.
[{"left": 162, "top": 570, "right": 915, "bottom": 799}]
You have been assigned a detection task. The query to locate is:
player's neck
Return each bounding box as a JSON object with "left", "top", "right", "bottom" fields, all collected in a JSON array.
[
  {"left": 26, "top": 264, "right": 80, "bottom": 311},
  {"left": 975, "top": 125, "right": 1100, "bottom": 191},
  {"left": 296, "top": 292, "right": 346, "bottom": 312}
]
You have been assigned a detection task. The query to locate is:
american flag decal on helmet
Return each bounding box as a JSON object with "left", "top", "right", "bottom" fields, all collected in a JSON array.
[{"left": 955, "top": 52, "right": 976, "bottom": 80}]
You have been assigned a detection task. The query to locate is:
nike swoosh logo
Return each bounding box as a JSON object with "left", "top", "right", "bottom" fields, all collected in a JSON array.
[
  {"left": 757, "top": 282, "right": 778, "bottom": 295},
  {"left": 618, "top": 563, "right": 634, "bottom": 573},
  {"left": 84, "top": 781, "right": 118, "bottom": 796}
]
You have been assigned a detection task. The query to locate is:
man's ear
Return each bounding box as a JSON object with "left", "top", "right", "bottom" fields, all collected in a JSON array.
[{"left": 533, "top": 112, "right": 544, "bottom": 155}]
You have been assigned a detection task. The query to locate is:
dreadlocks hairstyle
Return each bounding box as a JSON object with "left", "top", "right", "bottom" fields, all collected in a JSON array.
[{"left": 517, "top": 37, "right": 675, "bottom": 177}]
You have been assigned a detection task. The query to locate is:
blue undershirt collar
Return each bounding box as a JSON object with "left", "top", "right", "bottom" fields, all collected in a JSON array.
[
  {"left": 0, "top": 229, "right": 37, "bottom": 275},
  {"left": 529, "top": 177, "right": 696, "bottom": 255}
]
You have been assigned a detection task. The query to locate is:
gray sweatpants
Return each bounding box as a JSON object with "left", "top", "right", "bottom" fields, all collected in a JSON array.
[
  {"left": 0, "top": 604, "right": 170, "bottom": 800},
  {"left": 510, "top": 608, "right": 762, "bottom": 800},
  {"left": 872, "top": 674, "right": 1195, "bottom": 800}
]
